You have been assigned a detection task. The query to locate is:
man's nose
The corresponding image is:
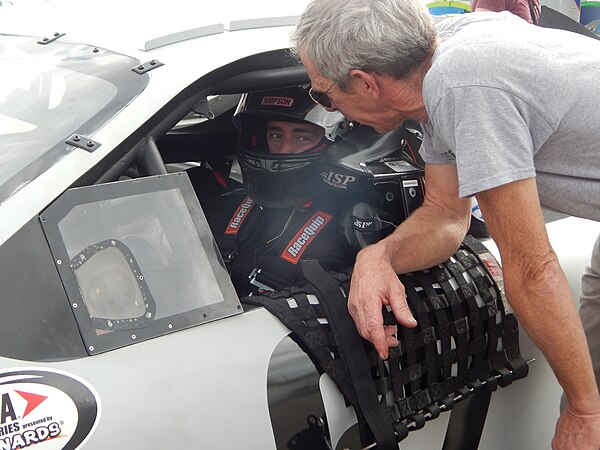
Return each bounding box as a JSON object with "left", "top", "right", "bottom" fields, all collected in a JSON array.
[{"left": 278, "top": 137, "right": 297, "bottom": 154}]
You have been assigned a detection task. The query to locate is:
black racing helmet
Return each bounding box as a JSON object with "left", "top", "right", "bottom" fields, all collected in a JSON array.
[{"left": 233, "top": 85, "right": 350, "bottom": 208}]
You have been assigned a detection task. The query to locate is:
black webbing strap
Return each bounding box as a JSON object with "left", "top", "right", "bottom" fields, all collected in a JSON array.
[
  {"left": 242, "top": 286, "right": 356, "bottom": 406},
  {"left": 300, "top": 260, "right": 398, "bottom": 450}
]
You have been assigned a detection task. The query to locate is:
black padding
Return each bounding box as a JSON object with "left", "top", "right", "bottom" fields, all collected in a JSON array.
[
  {"left": 425, "top": 403, "right": 442, "bottom": 420},
  {"left": 409, "top": 412, "right": 426, "bottom": 430}
]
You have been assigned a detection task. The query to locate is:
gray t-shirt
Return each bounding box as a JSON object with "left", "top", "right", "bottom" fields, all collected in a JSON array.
[{"left": 420, "top": 12, "right": 600, "bottom": 221}]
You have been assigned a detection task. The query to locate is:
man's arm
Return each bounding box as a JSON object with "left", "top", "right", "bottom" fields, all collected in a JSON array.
[
  {"left": 348, "top": 163, "right": 471, "bottom": 359},
  {"left": 476, "top": 177, "right": 600, "bottom": 449}
]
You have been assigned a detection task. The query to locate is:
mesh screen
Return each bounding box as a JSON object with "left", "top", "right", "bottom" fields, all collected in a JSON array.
[{"left": 75, "top": 246, "right": 145, "bottom": 320}]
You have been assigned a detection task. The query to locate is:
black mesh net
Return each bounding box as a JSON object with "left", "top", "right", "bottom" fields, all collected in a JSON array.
[{"left": 241, "top": 236, "right": 528, "bottom": 447}]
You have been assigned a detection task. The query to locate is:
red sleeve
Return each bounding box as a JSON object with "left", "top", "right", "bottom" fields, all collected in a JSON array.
[
  {"left": 472, "top": 0, "right": 511, "bottom": 13},
  {"left": 472, "top": 0, "right": 534, "bottom": 23}
]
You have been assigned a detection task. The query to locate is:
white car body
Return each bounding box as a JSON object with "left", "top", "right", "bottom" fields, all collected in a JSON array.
[{"left": 0, "top": 1, "right": 598, "bottom": 449}]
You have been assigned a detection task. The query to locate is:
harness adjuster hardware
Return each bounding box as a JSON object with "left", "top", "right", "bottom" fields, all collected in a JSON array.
[{"left": 248, "top": 268, "right": 275, "bottom": 292}]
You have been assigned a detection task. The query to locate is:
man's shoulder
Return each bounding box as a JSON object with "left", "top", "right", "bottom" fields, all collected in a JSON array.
[
  {"left": 425, "top": 18, "right": 536, "bottom": 98},
  {"left": 435, "top": 11, "right": 524, "bottom": 40}
]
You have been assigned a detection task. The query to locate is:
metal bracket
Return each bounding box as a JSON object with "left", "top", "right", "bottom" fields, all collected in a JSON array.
[
  {"left": 38, "top": 32, "right": 65, "bottom": 45},
  {"left": 192, "top": 97, "right": 215, "bottom": 120},
  {"left": 132, "top": 59, "right": 164, "bottom": 74},
  {"left": 66, "top": 135, "right": 101, "bottom": 153}
]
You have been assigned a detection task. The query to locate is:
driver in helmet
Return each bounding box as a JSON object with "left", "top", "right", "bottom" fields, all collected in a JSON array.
[{"left": 191, "top": 85, "right": 409, "bottom": 296}]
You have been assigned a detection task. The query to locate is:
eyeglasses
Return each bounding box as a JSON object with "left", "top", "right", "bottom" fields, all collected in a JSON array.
[{"left": 309, "top": 82, "right": 335, "bottom": 108}]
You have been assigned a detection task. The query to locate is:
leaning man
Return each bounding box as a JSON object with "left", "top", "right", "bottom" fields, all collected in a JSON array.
[{"left": 291, "top": 1, "right": 600, "bottom": 449}]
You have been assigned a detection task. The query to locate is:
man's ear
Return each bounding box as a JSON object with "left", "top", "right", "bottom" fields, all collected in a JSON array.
[{"left": 348, "top": 69, "right": 381, "bottom": 99}]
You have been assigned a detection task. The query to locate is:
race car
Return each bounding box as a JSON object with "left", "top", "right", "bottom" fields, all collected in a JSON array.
[{"left": 0, "top": 1, "right": 598, "bottom": 449}]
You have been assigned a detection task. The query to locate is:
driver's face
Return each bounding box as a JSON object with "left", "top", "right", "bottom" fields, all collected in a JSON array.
[{"left": 266, "top": 121, "right": 324, "bottom": 154}]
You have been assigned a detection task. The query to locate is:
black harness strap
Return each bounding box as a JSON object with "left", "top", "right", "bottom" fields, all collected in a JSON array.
[
  {"left": 300, "top": 260, "right": 398, "bottom": 450},
  {"left": 242, "top": 286, "right": 352, "bottom": 398}
]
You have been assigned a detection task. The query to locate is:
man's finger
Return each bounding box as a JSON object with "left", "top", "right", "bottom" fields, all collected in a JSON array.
[
  {"left": 366, "top": 315, "right": 390, "bottom": 360},
  {"left": 389, "top": 290, "right": 417, "bottom": 328}
]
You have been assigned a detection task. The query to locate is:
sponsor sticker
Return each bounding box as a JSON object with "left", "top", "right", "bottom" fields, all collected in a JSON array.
[
  {"left": 384, "top": 160, "right": 416, "bottom": 173},
  {"left": 478, "top": 252, "right": 513, "bottom": 314},
  {"left": 0, "top": 368, "right": 100, "bottom": 450},
  {"left": 281, "top": 211, "right": 332, "bottom": 264},
  {"left": 320, "top": 171, "right": 357, "bottom": 191},
  {"left": 351, "top": 216, "right": 378, "bottom": 232},
  {"left": 261, "top": 96, "right": 294, "bottom": 107},
  {"left": 224, "top": 196, "right": 255, "bottom": 235}
]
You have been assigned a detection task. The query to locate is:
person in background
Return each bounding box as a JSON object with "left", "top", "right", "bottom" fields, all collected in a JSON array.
[
  {"left": 291, "top": 0, "right": 600, "bottom": 448},
  {"left": 471, "top": 0, "right": 540, "bottom": 24}
]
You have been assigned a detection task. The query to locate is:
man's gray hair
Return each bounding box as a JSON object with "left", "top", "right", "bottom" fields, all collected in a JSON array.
[{"left": 291, "top": 0, "right": 437, "bottom": 87}]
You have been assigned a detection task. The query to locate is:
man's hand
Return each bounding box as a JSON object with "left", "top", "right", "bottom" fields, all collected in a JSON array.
[
  {"left": 348, "top": 243, "right": 417, "bottom": 360},
  {"left": 347, "top": 163, "right": 469, "bottom": 360},
  {"left": 552, "top": 403, "right": 600, "bottom": 450}
]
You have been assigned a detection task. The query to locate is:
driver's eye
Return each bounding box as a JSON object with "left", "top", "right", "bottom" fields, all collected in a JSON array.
[
  {"left": 267, "top": 131, "right": 282, "bottom": 140},
  {"left": 297, "top": 135, "right": 315, "bottom": 142}
]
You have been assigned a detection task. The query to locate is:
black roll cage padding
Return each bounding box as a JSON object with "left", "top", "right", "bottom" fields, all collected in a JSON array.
[
  {"left": 137, "top": 136, "right": 168, "bottom": 177},
  {"left": 199, "top": 49, "right": 309, "bottom": 96},
  {"left": 78, "top": 48, "right": 309, "bottom": 187}
]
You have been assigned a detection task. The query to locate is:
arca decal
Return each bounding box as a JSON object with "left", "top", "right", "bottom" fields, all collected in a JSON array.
[{"left": 0, "top": 368, "right": 101, "bottom": 450}]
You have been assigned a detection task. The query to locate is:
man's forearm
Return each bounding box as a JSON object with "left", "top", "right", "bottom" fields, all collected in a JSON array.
[
  {"left": 375, "top": 202, "right": 469, "bottom": 275},
  {"left": 504, "top": 256, "right": 600, "bottom": 412}
]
